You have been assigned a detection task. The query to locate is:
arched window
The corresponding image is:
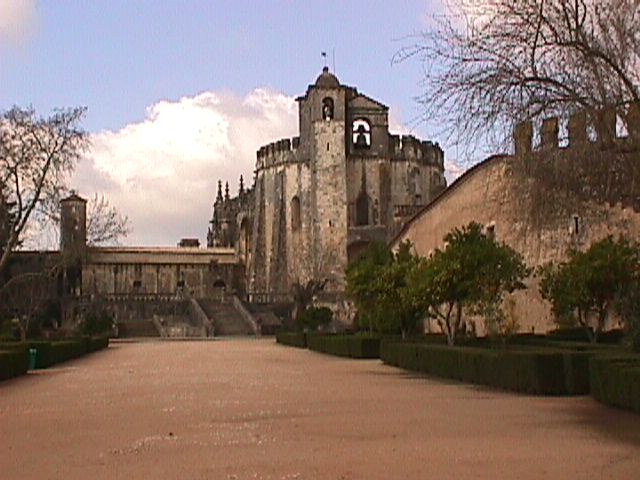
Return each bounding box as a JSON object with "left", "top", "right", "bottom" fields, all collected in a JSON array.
[
  {"left": 322, "top": 97, "right": 334, "bottom": 121},
  {"left": 355, "top": 191, "right": 369, "bottom": 226},
  {"left": 352, "top": 119, "right": 371, "bottom": 149},
  {"left": 291, "top": 196, "right": 301, "bottom": 231}
]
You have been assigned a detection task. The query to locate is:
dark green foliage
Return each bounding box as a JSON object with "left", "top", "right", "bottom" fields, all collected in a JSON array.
[
  {"left": 410, "top": 222, "right": 530, "bottom": 345},
  {"left": 0, "top": 348, "right": 29, "bottom": 381},
  {"left": 380, "top": 342, "right": 595, "bottom": 395},
  {"left": 346, "top": 241, "right": 394, "bottom": 335},
  {"left": 539, "top": 236, "right": 640, "bottom": 343},
  {"left": 349, "top": 336, "right": 381, "bottom": 359},
  {"left": 590, "top": 355, "right": 640, "bottom": 413},
  {"left": 81, "top": 303, "right": 114, "bottom": 336},
  {"left": 275, "top": 332, "right": 307, "bottom": 348},
  {"left": 296, "top": 306, "right": 333, "bottom": 332},
  {"left": 85, "top": 336, "right": 109, "bottom": 353},
  {"left": 0, "top": 336, "right": 109, "bottom": 371},
  {"left": 286, "top": 334, "right": 382, "bottom": 359}
]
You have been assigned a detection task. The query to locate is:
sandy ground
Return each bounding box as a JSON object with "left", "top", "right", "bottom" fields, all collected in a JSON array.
[{"left": 1, "top": 339, "right": 639, "bottom": 480}]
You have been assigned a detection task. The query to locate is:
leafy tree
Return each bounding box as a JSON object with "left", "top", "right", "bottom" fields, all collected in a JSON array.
[
  {"left": 345, "top": 241, "right": 393, "bottom": 335},
  {"left": 614, "top": 279, "right": 640, "bottom": 352},
  {"left": 396, "top": 0, "right": 640, "bottom": 155},
  {"left": 410, "top": 222, "right": 530, "bottom": 346},
  {"left": 80, "top": 299, "right": 114, "bottom": 336},
  {"left": 539, "top": 236, "right": 640, "bottom": 343},
  {"left": 0, "top": 106, "right": 88, "bottom": 276},
  {"left": 374, "top": 241, "right": 423, "bottom": 339}
]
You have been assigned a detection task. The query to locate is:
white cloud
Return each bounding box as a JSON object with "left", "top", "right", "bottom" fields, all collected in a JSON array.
[
  {"left": 0, "top": 0, "right": 36, "bottom": 46},
  {"left": 73, "top": 89, "right": 297, "bottom": 246}
]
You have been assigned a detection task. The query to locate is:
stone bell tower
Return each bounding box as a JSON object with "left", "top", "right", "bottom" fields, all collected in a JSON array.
[{"left": 297, "top": 67, "right": 349, "bottom": 289}]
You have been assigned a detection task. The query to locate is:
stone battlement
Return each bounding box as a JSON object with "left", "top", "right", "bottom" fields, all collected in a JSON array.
[
  {"left": 255, "top": 137, "right": 300, "bottom": 170},
  {"left": 515, "top": 103, "right": 640, "bottom": 156},
  {"left": 389, "top": 134, "right": 444, "bottom": 168}
]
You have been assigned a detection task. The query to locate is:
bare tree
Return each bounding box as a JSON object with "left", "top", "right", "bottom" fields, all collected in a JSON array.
[
  {"left": 86, "top": 194, "right": 130, "bottom": 246},
  {"left": 395, "top": 0, "right": 640, "bottom": 158},
  {"left": 0, "top": 106, "right": 88, "bottom": 275},
  {"left": 0, "top": 271, "right": 56, "bottom": 342}
]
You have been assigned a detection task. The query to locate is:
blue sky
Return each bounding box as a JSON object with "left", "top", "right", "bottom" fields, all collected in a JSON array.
[{"left": 1, "top": 0, "right": 458, "bottom": 246}]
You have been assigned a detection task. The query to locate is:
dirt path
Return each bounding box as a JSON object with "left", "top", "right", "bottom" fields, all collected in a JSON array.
[{"left": 1, "top": 339, "right": 639, "bottom": 479}]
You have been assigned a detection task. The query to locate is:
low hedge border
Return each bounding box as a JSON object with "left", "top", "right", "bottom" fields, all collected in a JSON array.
[
  {"left": 275, "top": 332, "right": 307, "bottom": 348},
  {"left": 277, "top": 333, "right": 381, "bottom": 359},
  {"left": 0, "top": 349, "right": 29, "bottom": 381},
  {"left": 590, "top": 355, "right": 640, "bottom": 413},
  {"left": 0, "top": 336, "right": 110, "bottom": 379},
  {"left": 380, "top": 341, "right": 594, "bottom": 395}
]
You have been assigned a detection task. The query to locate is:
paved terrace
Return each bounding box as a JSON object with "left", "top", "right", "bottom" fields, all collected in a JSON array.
[{"left": 1, "top": 339, "right": 639, "bottom": 479}]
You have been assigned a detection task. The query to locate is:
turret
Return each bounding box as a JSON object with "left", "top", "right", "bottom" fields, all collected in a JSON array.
[{"left": 60, "top": 192, "right": 87, "bottom": 255}]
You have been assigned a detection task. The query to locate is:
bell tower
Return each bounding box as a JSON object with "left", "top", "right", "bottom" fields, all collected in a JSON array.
[{"left": 299, "top": 67, "right": 349, "bottom": 289}]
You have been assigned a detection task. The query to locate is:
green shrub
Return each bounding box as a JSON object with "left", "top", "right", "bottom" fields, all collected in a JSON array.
[
  {"left": 297, "top": 307, "right": 333, "bottom": 331},
  {"left": 275, "top": 332, "right": 307, "bottom": 348},
  {"left": 81, "top": 304, "right": 114, "bottom": 336},
  {"left": 0, "top": 348, "right": 29, "bottom": 381},
  {"left": 590, "top": 354, "right": 640, "bottom": 413}
]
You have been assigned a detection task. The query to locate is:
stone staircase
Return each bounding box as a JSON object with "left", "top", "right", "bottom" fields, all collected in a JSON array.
[{"left": 197, "top": 299, "right": 254, "bottom": 336}]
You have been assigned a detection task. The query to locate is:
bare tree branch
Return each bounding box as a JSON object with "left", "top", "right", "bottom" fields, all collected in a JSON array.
[
  {"left": 85, "top": 194, "right": 130, "bottom": 246},
  {"left": 395, "top": 0, "right": 640, "bottom": 162},
  {"left": 0, "top": 106, "right": 89, "bottom": 275}
]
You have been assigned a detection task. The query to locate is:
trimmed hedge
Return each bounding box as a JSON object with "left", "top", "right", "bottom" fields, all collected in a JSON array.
[
  {"left": 278, "top": 333, "right": 382, "bottom": 359},
  {"left": 590, "top": 355, "right": 640, "bottom": 413},
  {"left": 306, "top": 335, "right": 382, "bottom": 359},
  {"left": 0, "top": 348, "right": 29, "bottom": 381},
  {"left": 0, "top": 336, "right": 110, "bottom": 378},
  {"left": 380, "top": 341, "right": 594, "bottom": 395},
  {"left": 276, "top": 332, "right": 307, "bottom": 348}
]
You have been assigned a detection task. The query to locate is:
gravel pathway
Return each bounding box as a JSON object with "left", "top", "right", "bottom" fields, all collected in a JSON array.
[{"left": 1, "top": 338, "right": 639, "bottom": 479}]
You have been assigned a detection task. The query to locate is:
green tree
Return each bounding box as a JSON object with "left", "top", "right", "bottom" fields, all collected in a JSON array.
[
  {"left": 410, "top": 222, "right": 530, "bottom": 346},
  {"left": 345, "top": 242, "right": 393, "bottom": 335},
  {"left": 374, "top": 241, "right": 423, "bottom": 339},
  {"left": 539, "top": 236, "right": 640, "bottom": 343}
]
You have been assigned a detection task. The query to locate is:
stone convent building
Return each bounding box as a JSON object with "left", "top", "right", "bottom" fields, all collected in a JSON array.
[{"left": 208, "top": 67, "right": 447, "bottom": 305}]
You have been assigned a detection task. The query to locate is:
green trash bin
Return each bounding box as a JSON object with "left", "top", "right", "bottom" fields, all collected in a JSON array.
[{"left": 29, "top": 348, "right": 37, "bottom": 370}]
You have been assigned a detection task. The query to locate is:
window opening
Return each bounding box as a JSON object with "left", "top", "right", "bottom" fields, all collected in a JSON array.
[
  {"left": 322, "top": 97, "right": 334, "bottom": 121},
  {"left": 352, "top": 119, "right": 371, "bottom": 149},
  {"left": 291, "top": 196, "right": 301, "bottom": 231}
]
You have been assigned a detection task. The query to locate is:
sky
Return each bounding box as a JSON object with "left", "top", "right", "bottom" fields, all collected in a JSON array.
[{"left": 0, "top": 0, "right": 462, "bottom": 247}]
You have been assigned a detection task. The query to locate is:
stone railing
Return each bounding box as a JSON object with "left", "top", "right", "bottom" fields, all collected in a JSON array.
[
  {"left": 190, "top": 298, "right": 214, "bottom": 337},
  {"left": 232, "top": 295, "right": 258, "bottom": 335}
]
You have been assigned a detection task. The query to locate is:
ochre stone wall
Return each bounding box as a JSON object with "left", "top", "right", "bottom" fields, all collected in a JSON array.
[{"left": 394, "top": 108, "right": 640, "bottom": 333}]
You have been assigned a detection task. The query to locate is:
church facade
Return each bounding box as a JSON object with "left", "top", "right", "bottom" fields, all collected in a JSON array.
[{"left": 208, "top": 68, "right": 447, "bottom": 308}]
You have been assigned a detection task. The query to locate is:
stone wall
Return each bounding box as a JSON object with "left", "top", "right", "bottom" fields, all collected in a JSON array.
[{"left": 393, "top": 106, "right": 640, "bottom": 333}]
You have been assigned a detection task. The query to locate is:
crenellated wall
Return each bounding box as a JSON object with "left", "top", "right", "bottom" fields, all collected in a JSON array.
[{"left": 393, "top": 103, "right": 640, "bottom": 333}]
